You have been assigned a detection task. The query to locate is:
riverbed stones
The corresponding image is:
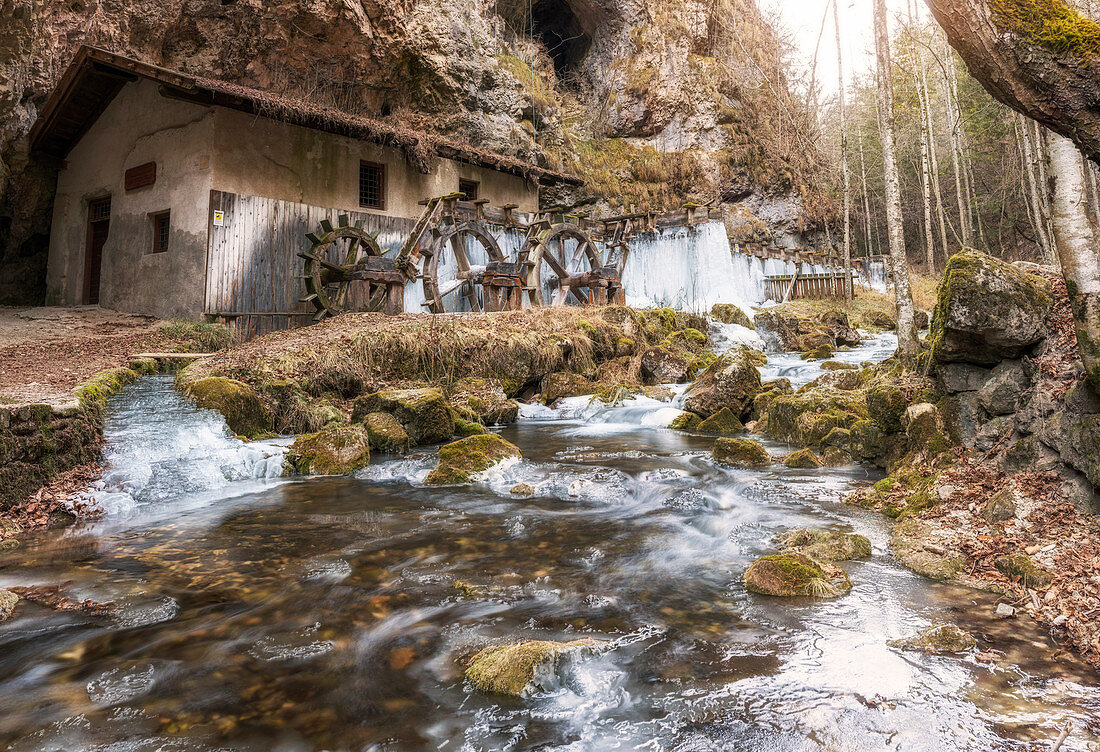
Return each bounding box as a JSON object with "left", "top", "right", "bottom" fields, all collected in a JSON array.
[
  {"left": 890, "top": 519, "right": 964, "bottom": 581},
  {"left": 510, "top": 483, "right": 535, "bottom": 496},
  {"left": 710, "top": 303, "right": 754, "bottom": 329},
  {"left": 184, "top": 377, "right": 273, "bottom": 437},
  {"left": 640, "top": 346, "right": 693, "bottom": 384},
  {"left": 776, "top": 529, "right": 871, "bottom": 561},
  {"left": 743, "top": 553, "right": 852, "bottom": 598},
  {"left": 448, "top": 378, "right": 519, "bottom": 425},
  {"left": 931, "top": 250, "right": 1052, "bottom": 365},
  {"left": 764, "top": 389, "right": 866, "bottom": 446},
  {"left": 0, "top": 589, "right": 18, "bottom": 622},
  {"left": 353, "top": 388, "right": 454, "bottom": 446},
  {"left": 889, "top": 624, "right": 976, "bottom": 654},
  {"left": 424, "top": 434, "right": 521, "bottom": 485},
  {"left": 668, "top": 411, "right": 702, "bottom": 430},
  {"left": 361, "top": 411, "right": 410, "bottom": 453},
  {"left": 682, "top": 347, "right": 764, "bottom": 418},
  {"left": 542, "top": 372, "right": 592, "bottom": 403},
  {"left": 821, "top": 360, "right": 858, "bottom": 371},
  {"left": 995, "top": 553, "right": 1053, "bottom": 588},
  {"left": 712, "top": 438, "right": 771, "bottom": 468},
  {"left": 464, "top": 638, "right": 601, "bottom": 697},
  {"left": 696, "top": 407, "right": 744, "bottom": 435},
  {"left": 783, "top": 449, "right": 824, "bottom": 469},
  {"left": 286, "top": 426, "right": 371, "bottom": 475}
]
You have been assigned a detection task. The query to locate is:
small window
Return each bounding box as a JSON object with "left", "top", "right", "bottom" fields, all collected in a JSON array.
[
  {"left": 458, "top": 179, "right": 479, "bottom": 201},
  {"left": 151, "top": 211, "right": 170, "bottom": 253},
  {"left": 359, "top": 161, "right": 385, "bottom": 209},
  {"left": 89, "top": 197, "right": 111, "bottom": 222}
]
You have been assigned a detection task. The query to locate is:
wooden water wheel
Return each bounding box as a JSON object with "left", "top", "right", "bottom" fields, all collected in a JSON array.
[
  {"left": 420, "top": 216, "right": 507, "bottom": 313},
  {"left": 521, "top": 223, "right": 621, "bottom": 306},
  {"left": 299, "top": 216, "right": 406, "bottom": 320}
]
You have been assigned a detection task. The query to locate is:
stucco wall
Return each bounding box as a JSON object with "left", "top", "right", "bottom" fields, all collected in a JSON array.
[
  {"left": 45, "top": 79, "right": 215, "bottom": 318},
  {"left": 210, "top": 108, "right": 539, "bottom": 218}
]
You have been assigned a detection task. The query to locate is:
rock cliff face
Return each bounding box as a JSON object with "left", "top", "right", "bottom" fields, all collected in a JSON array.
[{"left": 0, "top": 0, "right": 827, "bottom": 304}]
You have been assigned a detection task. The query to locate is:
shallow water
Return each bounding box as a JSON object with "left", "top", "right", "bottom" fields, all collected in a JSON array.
[{"left": 0, "top": 373, "right": 1098, "bottom": 752}]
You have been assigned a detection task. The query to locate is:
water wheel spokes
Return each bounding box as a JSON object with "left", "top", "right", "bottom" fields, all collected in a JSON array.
[
  {"left": 522, "top": 224, "right": 604, "bottom": 307},
  {"left": 422, "top": 220, "right": 505, "bottom": 313},
  {"left": 299, "top": 216, "right": 401, "bottom": 320}
]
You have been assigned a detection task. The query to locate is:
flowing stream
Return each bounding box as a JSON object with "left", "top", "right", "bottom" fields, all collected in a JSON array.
[{"left": 1, "top": 339, "right": 1098, "bottom": 750}]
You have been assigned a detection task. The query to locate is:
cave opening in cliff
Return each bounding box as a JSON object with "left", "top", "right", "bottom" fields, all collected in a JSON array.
[{"left": 529, "top": 0, "right": 591, "bottom": 80}]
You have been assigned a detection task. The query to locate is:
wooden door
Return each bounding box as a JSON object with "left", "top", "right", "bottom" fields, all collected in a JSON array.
[{"left": 85, "top": 197, "right": 111, "bottom": 305}]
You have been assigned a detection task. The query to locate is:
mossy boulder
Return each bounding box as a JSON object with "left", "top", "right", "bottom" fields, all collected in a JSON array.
[
  {"left": 931, "top": 250, "right": 1052, "bottom": 365},
  {"left": 696, "top": 407, "right": 744, "bottom": 435},
  {"left": 184, "top": 377, "right": 273, "bottom": 437},
  {"left": 361, "top": 411, "right": 410, "bottom": 453},
  {"left": 889, "top": 624, "right": 976, "bottom": 654},
  {"left": 449, "top": 378, "right": 519, "bottom": 425},
  {"left": 286, "top": 426, "right": 370, "bottom": 475},
  {"left": 542, "top": 372, "right": 593, "bottom": 403},
  {"left": 849, "top": 419, "right": 885, "bottom": 461},
  {"left": 683, "top": 346, "right": 763, "bottom": 418},
  {"left": 866, "top": 310, "right": 897, "bottom": 330},
  {"left": 753, "top": 310, "right": 806, "bottom": 350},
  {"left": 865, "top": 382, "right": 909, "bottom": 433},
  {"left": 761, "top": 378, "right": 793, "bottom": 394},
  {"left": 712, "top": 438, "right": 771, "bottom": 468},
  {"left": 995, "top": 554, "right": 1053, "bottom": 588},
  {"left": 743, "top": 553, "right": 852, "bottom": 598},
  {"left": 710, "top": 303, "right": 754, "bottom": 329},
  {"left": 821, "top": 360, "right": 858, "bottom": 372},
  {"left": 640, "top": 346, "right": 693, "bottom": 384},
  {"left": 776, "top": 529, "right": 871, "bottom": 561},
  {"left": 424, "top": 434, "right": 522, "bottom": 485},
  {"left": 821, "top": 310, "right": 862, "bottom": 347},
  {"left": 352, "top": 388, "right": 454, "bottom": 446},
  {"left": 510, "top": 483, "right": 535, "bottom": 496},
  {"left": 454, "top": 418, "right": 487, "bottom": 437},
  {"left": 983, "top": 487, "right": 1019, "bottom": 522},
  {"left": 765, "top": 389, "right": 866, "bottom": 446},
  {"left": 668, "top": 411, "right": 703, "bottom": 430},
  {"left": 783, "top": 449, "right": 824, "bottom": 469},
  {"left": 464, "top": 638, "right": 600, "bottom": 697},
  {"left": 0, "top": 589, "right": 18, "bottom": 622},
  {"left": 800, "top": 344, "right": 836, "bottom": 361},
  {"left": 904, "top": 403, "right": 954, "bottom": 458}
]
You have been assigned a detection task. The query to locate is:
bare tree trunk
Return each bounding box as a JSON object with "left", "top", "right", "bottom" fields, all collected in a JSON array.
[
  {"left": 1034, "top": 120, "right": 1058, "bottom": 254},
  {"left": 921, "top": 57, "right": 950, "bottom": 263},
  {"left": 1045, "top": 130, "right": 1100, "bottom": 389},
  {"left": 858, "top": 121, "right": 875, "bottom": 257},
  {"left": 943, "top": 39, "right": 972, "bottom": 247},
  {"left": 1086, "top": 156, "right": 1100, "bottom": 228},
  {"left": 1018, "top": 112, "right": 1056, "bottom": 263},
  {"left": 833, "top": 0, "right": 852, "bottom": 300},
  {"left": 874, "top": 0, "right": 919, "bottom": 367}
]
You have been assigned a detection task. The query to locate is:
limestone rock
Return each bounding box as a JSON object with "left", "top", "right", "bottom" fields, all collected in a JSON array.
[
  {"left": 848, "top": 420, "right": 884, "bottom": 461},
  {"left": 866, "top": 383, "right": 909, "bottom": 433},
  {"left": 712, "top": 438, "right": 771, "bottom": 468},
  {"left": 361, "top": 411, "right": 410, "bottom": 453},
  {"left": 983, "top": 487, "right": 1018, "bottom": 522},
  {"left": 710, "top": 303, "right": 754, "bottom": 329},
  {"left": 931, "top": 251, "right": 1052, "bottom": 365},
  {"left": 904, "top": 403, "right": 953, "bottom": 457},
  {"left": 640, "top": 346, "right": 693, "bottom": 384},
  {"left": 287, "top": 426, "right": 371, "bottom": 475},
  {"left": 753, "top": 310, "right": 805, "bottom": 350},
  {"left": 743, "top": 553, "right": 852, "bottom": 598},
  {"left": 353, "top": 388, "right": 454, "bottom": 446},
  {"left": 820, "top": 310, "right": 861, "bottom": 347},
  {"left": 184, "top": 377, "right": 273, "bottom": 437},
  {"left": 682, "top": 347, "right": 763, "bottom": 418},
  {"left": 454, "top": 417, "right": 487, "bottom": 437},
  {"left": 510, "top": 483, "right": 535, "bottom": 496},
  {"left": 424, "top": 434, "right": 521, "bottom": 485},
  {"left": 0, "top": 589, "right": 18, "bottom": 622},
  {"left": 764, "top": 389, "right": 866, "bottom": 446},
  {"left": 889, "top": 624, "right": 976, "bottom": 654},
  {"left": 783, "top": 449, "right": 824, "bottom": 469},
  {"left": 696, "top": 407, "right": 744, "bottom": 435},
  {"left": 667, "top": 411, "right": 702, "bottom": 431},
  {"left": 866, "top": 310, "right": 897, "bottom": 330},
  {"left": 775, "top": 529, "right": 871, "bottom": 560},
  {"left": 977, "top": 360, "right": 1028, "bottom": 416},
  {"left": 890, "top": 519, "right": 964, "bottom": 582},
  {"left": 449, "top": 378, "right": 519, "bottom": 425},
  {"left": 542, "top": 372, "right": 593, "bottom": 403},
  {"left": 938, "top": 363, "right": 990, "bottom": 394},
  {"left": 464, "top": 638, "right": 600, "bottom": 697},
  {"left": 821, "top": 360, "right": 858, "bottom": 371}
]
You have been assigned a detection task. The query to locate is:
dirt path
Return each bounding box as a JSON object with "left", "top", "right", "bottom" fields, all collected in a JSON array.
[{"left": 0, "top": 306, "right": 175, "bottom": 405}]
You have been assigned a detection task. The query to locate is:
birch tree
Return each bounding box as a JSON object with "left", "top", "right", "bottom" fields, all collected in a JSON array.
[
  {"left": 1045, "top": 130, "right": 1100, "bottom": 388},
  {"left": 833, "top": 0, "right": 852, "bottom": 300},
  {"left": 873, "top": 0, "right": 919, "bottom": 366}
]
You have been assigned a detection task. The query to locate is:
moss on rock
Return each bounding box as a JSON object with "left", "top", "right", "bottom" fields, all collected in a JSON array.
[
  {"left": 184, "top": 377, "right": 273, "bottom": 438},
  {"left": 889, "top": 624, "right": 976, "bottom": 654},
  {"left": 712, "top": 437, "right": 771, "bottom": 468},
  {"left": 361, "top": 411, "right": 410, "bottom": 453},
  {"left": 449, "top": 378, "right": 519, "bottom": 425},
  {"left": 783, "top": 449, "right": 824, "bottom": 469},
  {"left": 821, "top": 360, "right": 858, "bottom": 371},
  {"left": 743, "top": 553, "right": 852, "bottom": 597},
  {"left": 541, "top": 372, "right": 593, "bottom": 403},
  {"left": 696, "top": 407, "right": 744, "bottom": 435},
  {"left": 710, "top": 303, "right": 754, "bottom": 329},
  {"left": 776, "top": 528, "right": 872, "bottom": 560},
  {"left": 464, "top": 638, "right": 600, "bottom": 697},
  {"left": 765, "top": 389, "right": 866, "bottom": 446},
  {"left": 683, "top": 347, "right": 763, "bottom": 418},
  {"left": 353, "top": 388, "right": 454, "bottom": 446},
  {"left": 425, "top": 434, "right": 522, "bottom": 485},
  {"left": 995, "top": 553, "right": 1053, "bottom": 588},
  {"left": 866, "top": 383, "right": 909, "bottom": 433},
  {"left": 75, "top": 367, "right": 141, "bottom": 413},
  {"left": 286, "top": 426, "right": 370, "bottom": 475},
  {"left": 890, "top": 519, "right": 965, "bottom": 581},
  {"left": 0, "top": 589, "right": 19, "bottom": 622},
  {"left": 668, "top": 411, "right": 703, "bottom": 430}
]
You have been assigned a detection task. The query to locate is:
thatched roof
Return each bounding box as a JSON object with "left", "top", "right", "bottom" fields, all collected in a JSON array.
[{"left": 29, "top": 46, "right": 581, "bottom": 186}]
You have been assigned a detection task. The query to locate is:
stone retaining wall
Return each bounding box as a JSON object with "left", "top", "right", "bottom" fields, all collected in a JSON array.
[{"left": 0, "top": 399, "right": 101, "bottom": 509}]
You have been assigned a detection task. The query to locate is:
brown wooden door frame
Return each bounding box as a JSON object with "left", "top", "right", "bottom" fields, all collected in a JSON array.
[{"left": 84, "top": 197, "right": 111, "bottom": 305}]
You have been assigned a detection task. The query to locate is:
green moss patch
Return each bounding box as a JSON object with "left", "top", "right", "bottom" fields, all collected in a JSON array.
[
  {"left": 286, "top": 426, "right": 370, "bottom": 475},
  {"left": 184, "top": 377, "right": 273, "bottom": 438},
  {"left": 775, "top": 528, "right": 872, "bottom": 561},
  {"left": 425, "top": 434, "right": 522, "bottom": 485},
  {"left": 464, "top": 638, "right": 600, "bottom": 697},
  {"left": 743, "top": 553, "right": 852, "bottom": 598},
  {"left": 712, "top": 437, "right": 771, "bottom": 468}
]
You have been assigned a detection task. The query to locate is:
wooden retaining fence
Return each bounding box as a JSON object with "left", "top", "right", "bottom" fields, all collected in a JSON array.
[{"left": 763, "top": 271, "right": 856, "bottom": 301}]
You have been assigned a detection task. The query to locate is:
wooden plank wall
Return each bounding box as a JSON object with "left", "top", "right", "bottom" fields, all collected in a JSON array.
[
  {"left": 764, "top": 272, "right": 854, "bottom": 301},
  {"left": 205, "top": 191, "right": 416, "bottom": 338}
]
